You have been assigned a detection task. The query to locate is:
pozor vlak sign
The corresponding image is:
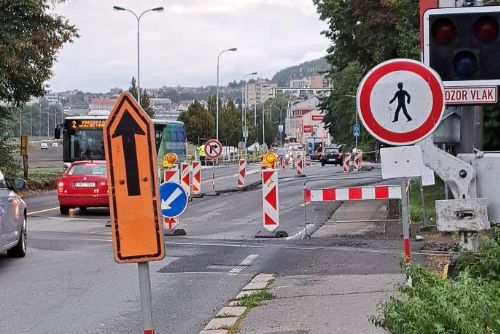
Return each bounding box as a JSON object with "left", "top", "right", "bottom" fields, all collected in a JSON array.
[{"left": 357, "top": 59, "right": 445, "bottom": 146}]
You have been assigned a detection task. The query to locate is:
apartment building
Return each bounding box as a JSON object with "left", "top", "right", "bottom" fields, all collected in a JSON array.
[{"left": 243, "top": 79, "right": 277, "bottom": 108}]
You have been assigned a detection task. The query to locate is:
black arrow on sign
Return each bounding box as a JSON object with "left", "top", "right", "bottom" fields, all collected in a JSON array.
[{"left": 112, "top": 109, "right": 145, "bottom": 196}]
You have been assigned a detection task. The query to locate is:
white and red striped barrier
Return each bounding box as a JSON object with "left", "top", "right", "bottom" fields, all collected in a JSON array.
[
  {"left": 237, "top": 159, "right": 246, "bottom": 188},
  {"left": 343, "top": 153, "right": 351, "bottom": 173},
  {"left": 353, "top": 152, "right": 362, "bottom": 171},
  {"left": 262, "top": 169, "right": 279, "bottom": 232},
  {"left": 163, "top": 167, "right": 180, "bottom": 230},
  {"left": 305, "top": 155, "right": 311, "bottom": 166},
  {"left": 181, "top": 162, "right": 191, "bottom": 196},
  {"left": 296, "top": 155, "right": 304, "bottom": 177},
  {"left": 304, "top": 185, "right": 402, "bottom": 202},
  {"left": 192, "top": 161, "right": 201, "bottom": 194}
]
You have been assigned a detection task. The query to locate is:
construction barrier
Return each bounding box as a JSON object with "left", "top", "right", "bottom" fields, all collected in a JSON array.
[
  {"left": 343, "top": 153, "right": 351, "bottom": 173},
  {"left": 296, "top": 155, "right": 304, "bottom": 177},
  {"left": 305, "top": 155, "right": 311, "bottom": 166},
  {"left": 180, "top": 162, "right": 191, "bottom": 196},
  {"left": 237, "top": 159, "right": 246, "bottom": 188},
  {"left": 163, "top": 167, "right": 180, "bottom": 230},
  {"left": 191, "top": 161, "right": 201, "bottom": 194},
  {"left": 353, "top": 152, "right": 362, "bottom": 171},
  {"left": 262, "top": 169, "right": 279, "bottom": 232}
]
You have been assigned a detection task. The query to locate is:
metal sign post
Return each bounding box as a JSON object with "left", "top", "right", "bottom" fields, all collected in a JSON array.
[
  {"left": 400, "top": 178, "right": 411, "bottom": 264},
  {"left": 204, "top": 139, "right": 222, "bottom": 193}
]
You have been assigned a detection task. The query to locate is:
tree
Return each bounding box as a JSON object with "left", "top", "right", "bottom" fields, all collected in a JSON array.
[
  {"left": 313, "top": 0, "right": 420, "bottom": 150},
  {"left": 128, "top": 77, "right": 153, "bottom": 117},
  {"left": 178, "top": 100, "right": 214, "bottom": 144},
  {"left": 218, "top": 99, "right": 242, "bottom": 146},
  {"left": 0, "top": 0, "right": 77, "bottom": 172}
]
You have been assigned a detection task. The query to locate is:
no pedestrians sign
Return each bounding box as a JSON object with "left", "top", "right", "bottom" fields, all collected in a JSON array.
[{"left": 356, "top": 59, "right": 445, "bottom": 146}]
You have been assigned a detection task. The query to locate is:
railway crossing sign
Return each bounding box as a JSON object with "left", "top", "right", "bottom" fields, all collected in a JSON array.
[
  {"left": 159, "top": 182, "right": 188, "bottom": 218},
  {"left": 204, "top": 139, "right": 222, "bottom": 160},
  {"left": 357, "top": 59, "right": 445, "bottom": 146},
  {"left": 104, "top": 92, "right": 165, "bottom": 263}
]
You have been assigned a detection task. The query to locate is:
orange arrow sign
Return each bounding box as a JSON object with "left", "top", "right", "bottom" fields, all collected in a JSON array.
[{"left": 104, "top": 92, "right": 165, "bottom": 263}]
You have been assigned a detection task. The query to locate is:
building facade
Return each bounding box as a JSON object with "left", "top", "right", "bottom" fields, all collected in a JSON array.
[
  {"left": 243, "top": 79, "right": 277, "bottom": 108},
  {"left": 285, "top": 97, "right": 329, "bottom": 146}
]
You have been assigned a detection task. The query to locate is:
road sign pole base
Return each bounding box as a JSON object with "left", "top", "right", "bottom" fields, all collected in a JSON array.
[
  {"left": 163, "top": 228, "right": 186, "bottom": 236},
  {"left": 254, "top": 230, "right": 288, "bottom": 238}
]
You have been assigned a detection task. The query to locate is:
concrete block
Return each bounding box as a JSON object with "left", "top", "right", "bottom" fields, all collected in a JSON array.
[
  {"left": 251, "top": 273, "right": 275, "bottom": 283},
  {"left": 228, "top": 300, "right": 241, "bottom": 306},
  {"left": 235, "top": 289, "right": 260, "bottom": 299},
  {"left": 217, "top": 306, "right": 247, "bottom": 317},
  {"left": 204, "top": 317, "right": 239, "bottom": 330},
  {"left": 243, "top": 281, "right": 268, "bottom": 290},
  {"left": 199, "top": 330, "right": 228, "bottom": 334}
]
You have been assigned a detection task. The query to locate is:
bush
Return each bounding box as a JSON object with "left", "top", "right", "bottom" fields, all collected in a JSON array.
[{"left": 372, "top": 265, "right": 500, "bottom": 334}]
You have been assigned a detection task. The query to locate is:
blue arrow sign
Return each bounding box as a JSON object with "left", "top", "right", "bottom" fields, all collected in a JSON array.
[
  {"left": 159, "top": 182, "right": 188, "bottom": 218},
  {"left": 353, "top": 123, "right": 361, "bottom": 137}
]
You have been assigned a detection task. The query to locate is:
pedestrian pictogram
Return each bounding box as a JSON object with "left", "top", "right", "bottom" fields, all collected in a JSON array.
[
  {"left": 204, "top": 139, "right": 222, "bottom": 160},
  {"left": 159, "top": 182, "right": 188, "bottom": 218},
  {"left": 104, "top": 92, "right": 164, "bottom": 263},
  {"left": 357, "top": 58, "right": 445, "bottom": 146}
]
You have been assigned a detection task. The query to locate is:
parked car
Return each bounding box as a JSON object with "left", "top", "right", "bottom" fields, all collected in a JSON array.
[
  {"left": 51, "top": 142, "right": 59, "bottom": 147},
  {"left": 57, "top": 161, "right": 109, "bottom": 215},
  {"left": 0, "top": 171, "right": 27, "bottom": 258},
  {"left": 320, "top": 145, "right": 343, "bottom": 166},
  {"left": 40, "top": 142, "right": 48, "bottom": 150}
]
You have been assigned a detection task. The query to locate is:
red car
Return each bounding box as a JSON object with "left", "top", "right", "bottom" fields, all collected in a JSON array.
[{"left": 57, "top": 161, "right": 109, "bottom": 215}]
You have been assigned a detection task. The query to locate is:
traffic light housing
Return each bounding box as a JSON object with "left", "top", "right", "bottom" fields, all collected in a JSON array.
[{"left": 423, "top": 6, "right": 500, "bottom": 86}]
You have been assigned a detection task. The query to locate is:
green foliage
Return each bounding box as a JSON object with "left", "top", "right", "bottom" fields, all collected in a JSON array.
[
  {"left": 451, "top": 227, "right": 500, "bottom": 282},
  {"left": 236, "top": 290, "right": 274, "bottom": 309},
  {"left": 0, "top": 0, "right": 78, "bottom": 104},
  {"left": 0, "top": 107, "right": 20, "bottom": 174},
  {"left": 408, "top": 178, "right": 447, "bottom": 224},
  {"left": 178, "top": 100, "right": 214, "bottom": 144},
  {"left": 372, "top": 265, "right": 500, "bottom": 334},
  {"left": 218, "top": 99, "right": 242, "bottom": 147},
  {"left": 128, "top": 77, "right": 153, "bottom": 117},
  {"left": 272, "top": 57, "right": 330, "bottom": 87},
  {"left": 314, "top": 0, "right": 420, "bottom": 150}
]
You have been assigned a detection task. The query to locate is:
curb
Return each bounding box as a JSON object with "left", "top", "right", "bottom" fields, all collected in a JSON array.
[{"left": 199, "top": 273, "right": 275, "bottom": 334}]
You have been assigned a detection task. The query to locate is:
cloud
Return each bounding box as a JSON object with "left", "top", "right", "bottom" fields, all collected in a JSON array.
[{"left": 47, "top": 0, "right": 329, "bottom": 92}]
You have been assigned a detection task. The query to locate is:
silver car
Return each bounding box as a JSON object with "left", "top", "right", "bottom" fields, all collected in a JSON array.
[{"left": 0, "top": 171, "right": 27, "bottom": 258}]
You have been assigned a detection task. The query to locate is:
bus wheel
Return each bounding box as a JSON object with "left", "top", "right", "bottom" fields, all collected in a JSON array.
[{"left": 60, "top": 206, "right": 70, "bottom": 215}]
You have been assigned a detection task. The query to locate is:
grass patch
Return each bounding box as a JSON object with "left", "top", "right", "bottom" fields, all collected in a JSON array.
[
  {"left": 408, "top": 177, "right": 448, "bottom": 224},
  {"left": 237, "top": 290, "right": 274, "bottom": 309}
]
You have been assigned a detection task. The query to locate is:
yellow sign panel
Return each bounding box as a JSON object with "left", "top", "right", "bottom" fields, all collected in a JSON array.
[
  {"left": 20, "top": 134, "right": 29, "bottom": 156},
  {"left": 104, "top": 92, "right": 165, "bottom": 263}
]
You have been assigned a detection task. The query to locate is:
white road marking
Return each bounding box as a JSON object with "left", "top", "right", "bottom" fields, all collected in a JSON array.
[
  {"left": 228, "top": 254, "right": 259, "bottom": 275},
  {"left": 161, "top": 187, "right": 183, "bottom": 210},
  {"left": 27, "top": 207, "right": 59, "bottom": 216}
]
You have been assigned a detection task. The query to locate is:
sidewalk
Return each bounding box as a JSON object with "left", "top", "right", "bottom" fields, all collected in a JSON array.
[{"left": 238, "top": 274, "right": 401, "bottom": 334}]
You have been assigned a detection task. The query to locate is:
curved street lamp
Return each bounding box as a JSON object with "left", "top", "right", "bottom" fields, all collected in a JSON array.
[
  {"left": 113, "top": 5, "right": 164, "bottom": 106},
  {"left": 216, "top": 47, "right": 237, "bottom": 140}
]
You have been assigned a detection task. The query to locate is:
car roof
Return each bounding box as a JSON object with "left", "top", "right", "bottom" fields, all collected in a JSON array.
[{"left": 70, "top": 160, "right": 106, "bottom": 166}]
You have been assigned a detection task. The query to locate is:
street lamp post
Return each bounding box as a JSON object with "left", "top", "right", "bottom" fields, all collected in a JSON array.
[
  {"left": 113, "top": 5, "right": 164, "bottom": 106},
  {"left": 241, "top": 72, "right": 257, "bottom": 148},
  {"left": 216, "top": 47, "right": 237, "bottom": 140}
]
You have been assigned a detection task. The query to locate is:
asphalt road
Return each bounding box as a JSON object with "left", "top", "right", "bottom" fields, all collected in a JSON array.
[{"left": 0, "top": 163, "right": 402, "bottom": 334}]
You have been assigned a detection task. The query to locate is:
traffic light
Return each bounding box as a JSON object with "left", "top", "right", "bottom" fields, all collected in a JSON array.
[{"left": 423, "top": 6, "right": 500, "bottom": 86}]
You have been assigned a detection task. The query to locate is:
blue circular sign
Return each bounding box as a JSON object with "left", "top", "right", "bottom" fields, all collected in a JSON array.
[{"left": 159, "top": 182, "right": 188, "bottom": 218}]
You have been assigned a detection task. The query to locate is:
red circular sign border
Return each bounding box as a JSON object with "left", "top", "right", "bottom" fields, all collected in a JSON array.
[
  {"left": 204, "top": 139, "right": 222, "bottom": 159},
  {"left": 357, "top": 59, "right": 444, "bottom": 146}
]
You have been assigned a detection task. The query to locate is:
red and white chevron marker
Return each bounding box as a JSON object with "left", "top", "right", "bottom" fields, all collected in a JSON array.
[
  {"left": 296, "top": 155, "right": 304, "bottom": 176},
  {"left": 180, "top": 162, "right": 191, "bottom": 196},
  {"left": 237, "top": 159, "right": 246, "bottom": 188},
  {"left": 305, "top": 155, "right": 311, "bottom": 166},
  {"left": 191, "top": 161, "right": 201, "bottom": 194},
  {"left": 353, "top": 152, "right": 362, "bottom": 171},
  {"left": 343, "top": 153, "right": 352, "bottom": 173},
  {"left": 163, "top": 167, "right": 180, "bottom": 230},
  {"left": 262, "top": 169, "right": 279, "bottom": 232},
  {"left": 304, "top": 185, "right": 402, "bottom": 202}
]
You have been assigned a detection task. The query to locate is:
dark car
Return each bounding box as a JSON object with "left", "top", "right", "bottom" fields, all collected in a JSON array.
[
  {"left": 57, "top": 161, "right": 109, "bottom": 215},
  {"left": 320, "top": 146, "right": 343, "bottom": 166}
]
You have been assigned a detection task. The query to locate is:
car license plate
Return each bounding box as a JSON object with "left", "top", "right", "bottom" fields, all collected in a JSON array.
[{"left": 75, "top": 182, "right": 95, "bottom": 188}]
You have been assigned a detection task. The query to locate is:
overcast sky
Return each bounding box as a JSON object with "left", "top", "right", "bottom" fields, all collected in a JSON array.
[{"left": 47, "top": 0, "right": 330, "bottom": 93}]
